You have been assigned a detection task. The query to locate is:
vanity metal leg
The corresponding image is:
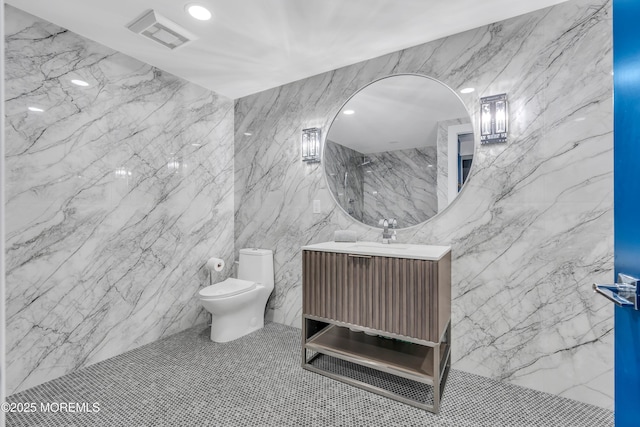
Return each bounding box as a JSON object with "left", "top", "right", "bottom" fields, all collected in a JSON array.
[
  {"left": 433, "top": 342, "right": 441, "bottom": 412},
  {"left": 301, "top": 316, "right": 307, "bottom": 366},
  {"left": 302, "top": 318, "right": 330, "bottom": 365}
]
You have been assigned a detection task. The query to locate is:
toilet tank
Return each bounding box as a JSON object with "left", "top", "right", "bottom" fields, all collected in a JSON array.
[{"left": 238, "top": 248, "right": 274, "bottom": 286}]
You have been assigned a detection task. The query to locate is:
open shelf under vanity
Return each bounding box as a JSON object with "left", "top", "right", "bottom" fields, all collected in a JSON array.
[{"left": 302, "top": 317, "right": 451, "bottom": 412}]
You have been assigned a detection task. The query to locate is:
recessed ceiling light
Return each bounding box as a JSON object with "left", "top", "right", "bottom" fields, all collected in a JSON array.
[
  {"left": 186, "top": 4, "right": 212, "bottom": 21},
  {"left": 244, "top": 132, "right": 252, "bottom": 136},
  {"left": 460, "top": 87, "right": 475, "bottom": 94},
  {"left": 191, "top": 143, "right": 202, "bottom": 147},
  {"left": 28, "top": 106, "right": 44, "bottom": 112},
  {"left": 71, "top": 79, "right": 89, "bottom": 87},
  {"left": 343, "top": 110, "right": 355, "bottom": 115}
]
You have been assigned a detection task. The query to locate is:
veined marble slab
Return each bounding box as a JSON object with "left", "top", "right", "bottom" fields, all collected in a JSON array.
[
  {"left": 325, "top": 141, "right": 439, "bottom": 228},
  {"left": 323, "top": 140, "right": 365, "bottom": 221},
  {"left": 361, "top": 147, "right": 438, "bottom": 228},
  {"left": 235, "top": 0, "right": 613, "bottom": 409},
  {"left": 4, "top": 6, "right": 234, "bottom": 393},
  {"left": 436, "top": 117, "right": 471, "bottom": 213}
]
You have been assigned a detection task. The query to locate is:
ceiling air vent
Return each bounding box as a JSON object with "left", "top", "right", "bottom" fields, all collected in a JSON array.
[{"left": 127, "top": 10, "right": 197, "bottom": 50}]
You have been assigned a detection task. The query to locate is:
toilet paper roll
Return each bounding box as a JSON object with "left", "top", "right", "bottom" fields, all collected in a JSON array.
[{"left": 205, "top": 257, "right": 225, "bottom": 272}]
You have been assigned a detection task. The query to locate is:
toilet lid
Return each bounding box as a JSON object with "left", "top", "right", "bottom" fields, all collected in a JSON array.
[{"left": 199, "top": 278, "right": 256, "bottom": 299}]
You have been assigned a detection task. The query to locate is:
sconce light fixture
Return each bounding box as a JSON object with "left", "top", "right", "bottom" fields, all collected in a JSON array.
[
  {"left": 114, "top": 167, "right": 133, "bottom": 178},
  {"left": 302, "top": 127, "right": 321, "bottom": 163},
  {"left": 480, "top": 93, "right": 508, "bottom": 144},
  {"left": 167, "top": 155, "right": 186, "bottom": 174}
]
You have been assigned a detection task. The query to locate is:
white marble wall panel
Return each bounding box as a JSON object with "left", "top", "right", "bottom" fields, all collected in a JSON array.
[
  {"left": 5, "top": 6, "right": 234, "bottom": 393},
  {"left": 235, "top": 0, "right": 613, "bottom": 408},
  {"left": 323, "top": 140, "right": 365, "bottom": 221},
  {"left": 436, "top": 117, "right": 469, "bottom": 212},
  {"left": 361, "top": 147, "right": 437, "bottom": 227},
  {"left": 325, "top": 141, "right": 438, "bottom": 227}
]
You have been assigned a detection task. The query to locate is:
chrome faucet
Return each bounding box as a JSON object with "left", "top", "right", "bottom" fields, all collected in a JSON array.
[{"left": 379, "top": 218, "right": 397, "bottom": 244}]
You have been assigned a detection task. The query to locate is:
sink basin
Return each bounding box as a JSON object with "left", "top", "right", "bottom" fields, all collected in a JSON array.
[
  {"left": 302, "top": 241, "right": 451, "bottom": 261},
  {"left": 349, "top": 243, "right": 409, "bottom": 250}
]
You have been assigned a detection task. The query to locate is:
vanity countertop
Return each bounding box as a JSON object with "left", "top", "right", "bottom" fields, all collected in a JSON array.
[{"left": 302, "top": 241, "right": 451, "bottom": 261}]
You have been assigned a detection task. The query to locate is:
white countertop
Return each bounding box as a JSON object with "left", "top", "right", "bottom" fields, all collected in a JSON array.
[{"left": 302, "top": 241, "right": 451, "bottom": 261}]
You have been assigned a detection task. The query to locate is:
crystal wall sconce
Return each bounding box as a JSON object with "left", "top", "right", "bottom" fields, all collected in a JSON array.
[
  {"left": 302, "top": 127, "right": 321, "bottom": 163},
  {"left": 167, "top": 156, "right": 186, "bottom": 174},
  {"left": 114, "top": 167, "right": 133, "bottom": 179},
  {"left": 480, "top": 93, "right": 508, "bottom": 144}
]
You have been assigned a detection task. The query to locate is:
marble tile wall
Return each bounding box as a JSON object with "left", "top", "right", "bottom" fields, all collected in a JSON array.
[
  {"left": 4, "top": 6, "right": 234, "bottom": 393},
  {"left": 235, "top": 0, "right": 613, "bottom": 408},
  {"left": 436, "top": 117, "right": 471, "bottom": 213},
  {"left": 323, "top": 140, "right": 365, "bottom": 221},
  {"left": 325, "top": 140, "right": 439, "bottom": 228},
  {"left": 361, "top": 147, "right": 437, "bottom": 228}
]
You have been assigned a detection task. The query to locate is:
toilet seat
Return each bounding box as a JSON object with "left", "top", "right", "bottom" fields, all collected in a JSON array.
[{"left": 199, "top": 278, "right": 257, "bottom": 299}]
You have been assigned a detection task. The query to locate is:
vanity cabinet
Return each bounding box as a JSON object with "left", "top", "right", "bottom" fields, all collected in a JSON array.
[{"left": 301, "top": 243, "right": 451, "bottom": 413}]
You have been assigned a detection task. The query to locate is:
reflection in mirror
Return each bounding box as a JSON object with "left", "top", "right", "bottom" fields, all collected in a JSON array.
[{"left": 324, "top": 74, "right": 473, "bottom": 229}]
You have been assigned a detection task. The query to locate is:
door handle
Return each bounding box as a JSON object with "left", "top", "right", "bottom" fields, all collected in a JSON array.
[{"left": 593, "top": 273, "right": 639, "bottom": 310}]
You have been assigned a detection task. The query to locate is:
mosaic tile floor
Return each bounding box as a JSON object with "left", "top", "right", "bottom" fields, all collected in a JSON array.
[{"left": 7, "top": 323, "right": 613, "bottom": 427}]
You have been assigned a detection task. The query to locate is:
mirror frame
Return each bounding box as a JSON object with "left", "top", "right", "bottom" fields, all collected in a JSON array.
[{"left": 322, "top": 73, "right": 477, "bottom": 230}]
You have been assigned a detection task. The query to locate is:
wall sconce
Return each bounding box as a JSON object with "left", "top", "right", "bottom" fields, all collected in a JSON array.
[
  {"left": 167, "top": 156, "right": 186, "bottom": 174},
  {"left": 114, "top": 167, "right": 133, "bottom": 178},
  {"left": 302, "top": 127, "right": 321, "bottom": 163},
  {"left": 480, "top": 93, "right": 508, "bottom": 144}
]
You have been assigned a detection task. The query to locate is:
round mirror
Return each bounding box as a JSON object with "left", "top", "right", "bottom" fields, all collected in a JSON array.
[{"left": 324, "top": 74, "right": 474, "bottom": 229}]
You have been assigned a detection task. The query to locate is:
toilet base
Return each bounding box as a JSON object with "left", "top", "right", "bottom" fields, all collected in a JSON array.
[{"left": 209, "top": 304, "right": 265, "bottom": 343}]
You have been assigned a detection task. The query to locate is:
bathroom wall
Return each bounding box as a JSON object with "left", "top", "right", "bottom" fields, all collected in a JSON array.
[
  {"left": 4, "top": 6, "right": 234, "bottom": 393},
  {"left": 324, "top": 140, "right": 439, "bottom": 227},
  {"left": 361, "top": 147, "right": 438, "bottom": 227},
  {"left": 436, "top": 117, "right": 470, "bottom": 212},
  {"left": 235, "top": 0, "right": 613, "bottom": 408},
  {"left": 323, "top": 141, "right": 365, "bottom": 221},
  {"left": 1, "top": 0, "right": 6, "bottom": 418}
]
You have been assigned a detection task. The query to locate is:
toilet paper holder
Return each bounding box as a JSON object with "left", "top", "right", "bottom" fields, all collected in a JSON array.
[
  {"left": 205, "top": 257, "right": 225, "bottom": 286},
  {"left": 593, "top": 273, "right": 639, "bottom": 310}
]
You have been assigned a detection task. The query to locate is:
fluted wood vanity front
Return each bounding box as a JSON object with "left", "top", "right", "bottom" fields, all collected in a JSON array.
[{"left": 301, "top": 242, "right": 451, "bottom": 413}]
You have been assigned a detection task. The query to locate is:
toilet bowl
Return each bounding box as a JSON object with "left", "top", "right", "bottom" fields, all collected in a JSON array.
[{"left": 198, "top": 248, "right": 274, "bottom": 342}]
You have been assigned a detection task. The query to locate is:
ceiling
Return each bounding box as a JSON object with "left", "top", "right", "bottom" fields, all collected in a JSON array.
[
  {"left": 328, "top": 75, "right": 469, "bottom": 154},
  {"left": 8, "top": 0, "right": 568, "bottom": 100}
]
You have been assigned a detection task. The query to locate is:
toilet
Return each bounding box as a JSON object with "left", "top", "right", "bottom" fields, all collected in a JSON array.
[{"left": 198, "top": 248, "right": 274, "bottom": 342}]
